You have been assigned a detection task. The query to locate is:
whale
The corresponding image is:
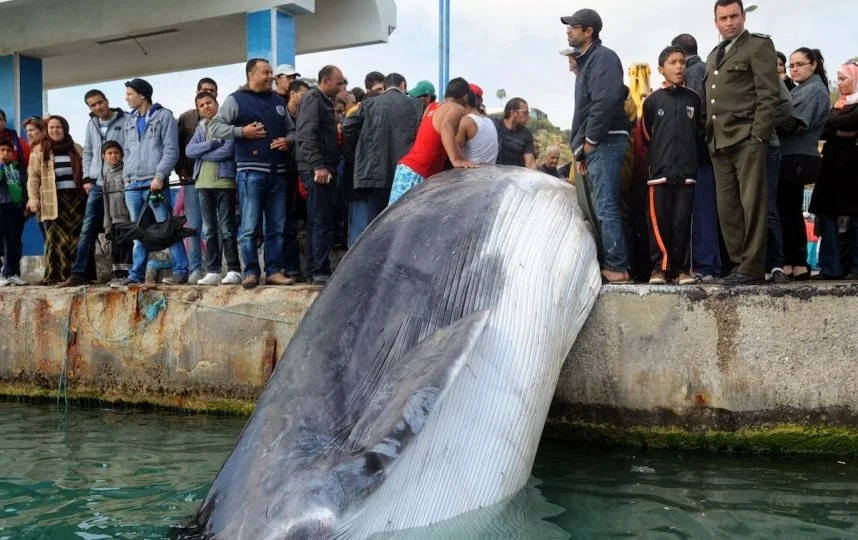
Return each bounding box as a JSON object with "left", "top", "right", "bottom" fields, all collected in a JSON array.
[{"left": 183, "top": 166, "right": 602, "bottom": 539}]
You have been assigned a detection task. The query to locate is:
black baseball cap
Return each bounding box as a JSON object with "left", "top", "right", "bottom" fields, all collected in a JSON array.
[{"left": 560, "top": 9, "right": 603, "bottom": 34}]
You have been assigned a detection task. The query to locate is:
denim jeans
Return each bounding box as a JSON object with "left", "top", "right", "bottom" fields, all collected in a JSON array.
[
  {"left": 283, "top": 173, "right": 301, "bottom": 277},
  {"left": 818, "top": 215, "right": 858, "bottom": 277},
  {"left": 585, "top": 134, "right": 629, "bottom": 271},
  {"left": 124, "top": 180, "right": 189, "bottom": 282},
  {"left": 301, "top": 170, "right": 336, "bottom": 277},
  {"left": 198, "top": 188, "right": 240, "bottom": 273},
  {"left": 765, "top": 145, "right": 785, "bottom": 271},
  {"left": 182, "top": 184, "right": 203, "bottom": 274},
  {"left": 348, "top": 188, "right": 389, "bottom": 248},
  {"left": 691, "top": 164, "right": 722, "bottom": 277},
  {"left": 70, "top": 183, "right": 103, "bottom": 277},
  {"left": 236, "top": 170, "right": 286, "bottom": 277}
]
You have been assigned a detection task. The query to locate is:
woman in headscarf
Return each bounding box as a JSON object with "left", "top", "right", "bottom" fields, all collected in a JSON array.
[
  {"left": 777, "top": 48, "right": 830, "bottom": 281},
  {"left": 26, "top": 115, "right": 88, "bottom": 284},
  {"left": 809, "top": 61, "right": 858, "bottom": 279}
]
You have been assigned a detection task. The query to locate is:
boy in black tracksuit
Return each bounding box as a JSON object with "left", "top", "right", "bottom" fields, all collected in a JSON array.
[{"left": 642, "top": 46, "right": 704, "bottom": 285}]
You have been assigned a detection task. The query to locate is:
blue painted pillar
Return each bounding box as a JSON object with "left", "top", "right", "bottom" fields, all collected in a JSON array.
[
  {"left": 246, "top": 9, "right": 296, "bottom": 67},
  {"left": 0, "top": 54, "right": 43, "bottom": 133},
  {"left": 0, "top": 53, "right": 44, "bottom": 257}
]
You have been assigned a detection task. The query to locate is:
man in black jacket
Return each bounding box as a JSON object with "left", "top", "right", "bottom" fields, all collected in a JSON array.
[
  {"left": 345, "top": 73, "right": 422, "bottom": 246},
  {"left": 296, "top": 64, "right": 346, "bottom": 285},
  {"left": 563, "top": 8, "right": 632, "bottom": 284}
]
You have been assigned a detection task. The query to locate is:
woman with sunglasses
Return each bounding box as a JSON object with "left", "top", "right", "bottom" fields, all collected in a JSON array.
[
  {"left": 777, "top": 48, "right": 830, "bottom": 281},
  {"left": 809, "top": 61, "right": 858, "bottom": 279}
]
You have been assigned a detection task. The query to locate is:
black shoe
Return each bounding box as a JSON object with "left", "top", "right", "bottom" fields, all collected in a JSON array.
[
  {"left": 811, "top": 273, "right": 841, "bottom": 281},
  {"left": 718, "top": 273, "right": 762, "bottom": 286},
  {"left": 770, "top": 269, "right": 790, "bottom": 284},
  {"left": 792, "top": 271, "right": 811, "bottom": 281},
  {"left": 311, "top": 274, "right": 330, "bottom": 286}
]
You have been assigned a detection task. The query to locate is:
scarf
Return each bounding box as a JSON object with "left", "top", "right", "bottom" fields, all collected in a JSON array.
[
  {"left": 835, "top": 64, "right": 858, "bottom": 109},
  {"left": 40, "top": 115, "right": 82, "bottom": 184}
]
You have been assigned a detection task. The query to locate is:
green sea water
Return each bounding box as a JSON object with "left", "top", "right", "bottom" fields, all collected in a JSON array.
[{"left": 1, "top": 402, "right": 857, "bottom": 539}]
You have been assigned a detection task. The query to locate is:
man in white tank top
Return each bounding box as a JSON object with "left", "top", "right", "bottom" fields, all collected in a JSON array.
[{"left": 455, "top": 84, "right": 498, "bottom": 165}]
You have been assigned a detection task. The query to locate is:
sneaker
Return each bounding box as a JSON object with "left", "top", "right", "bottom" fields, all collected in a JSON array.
[
  {"left": 161, "top": 273, "right": 189, "bottom": 285},
  {"left": 188, "top": 270, "right": 204, "bottom": 285},
  {"left": 770, "top": 268, "right": 790, "bottom": 284},
  {"left": 693, "top": 273, "right": 715, "bottom": 283},
  {"left": 221, "top": 271, "right": 243, "bottom": 285},
  {"left": 197, "top": 272, "right": 223, "bottom": 286},
  {"left": 676, "top": 273, "right": 697, "bottom": 286},
  {"left": 311, "top": 274, "right": 330, "bottom": 286},
  {"left": 6, "top": 275, "right": 27, "bottom": 286},
  {"left": 57, "top": 274, "right": 91, "bottom": 288},
  {"left": 649, "top": 271, "right": 667, "bottom": 285},
  {"left": 241, "top": 274, "right": 259, "bottom": 289},
  {"left": 265, "top": 272, "right": 296, "bottom": 286},
  {"left": 0, "top": 277, "right": 9, "bottom": 287}
]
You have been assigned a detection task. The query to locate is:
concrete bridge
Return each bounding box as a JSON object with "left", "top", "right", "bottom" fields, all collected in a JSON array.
[{"left": 2, "top": 282, "right": 857, "bottom": 455}]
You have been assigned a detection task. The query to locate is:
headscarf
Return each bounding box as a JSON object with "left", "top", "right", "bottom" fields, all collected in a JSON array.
[
  {"left": 835, "top": 63, "right": 858, "bottom": 109},
  {"left": 40, "top": 115, "right": 82, "bottom": 183}
]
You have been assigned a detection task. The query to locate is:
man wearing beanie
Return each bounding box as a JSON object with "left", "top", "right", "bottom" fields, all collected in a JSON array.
[{"left": 120, "top": 77, "right": 189, "bottom": 286}]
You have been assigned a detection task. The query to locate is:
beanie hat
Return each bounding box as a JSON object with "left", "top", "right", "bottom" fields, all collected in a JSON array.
[{"left": 124, "top": 78, "right": 153, "bottom": 102}]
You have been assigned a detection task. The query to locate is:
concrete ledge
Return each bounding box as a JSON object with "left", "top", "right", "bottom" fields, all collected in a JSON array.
[{"left": 2, "top": 282, "right": 858, "bottom": 453}]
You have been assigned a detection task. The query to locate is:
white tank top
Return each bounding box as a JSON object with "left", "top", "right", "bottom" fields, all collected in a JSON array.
[{"left": 463, "top": 114, "right": 499, "bottom": 164}]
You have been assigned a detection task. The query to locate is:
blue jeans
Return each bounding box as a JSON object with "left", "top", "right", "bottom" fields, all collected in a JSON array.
[
  {"left": 766, "top": 145, "right": 785, "bottom": 271},
  {"left": 182, "top": 184, "right": 203, "bottom": 274},
  {"left": 301, "top": 170, "right": 336, "bottom": 277},
  {"left": 691, "top": 164, "right": 722, "bottom": 276},
  {"left": 818, "top": 215, "right": 858, "bottom": 277},
  {"left": 348, "top": 189, "right": 389, "bottom": 248},
  {"left": 198, "top": 188, "right": 240, "bottom": 273},
  {"left": 585, "top": 134, "right": 629, "bottom": 271},
  {"left": 236, "top": 170, "right": 286, "bottom": 277},
  {"left": 70, "top": 184, "right": 103, "bottom": 277},
  {"left": 124, "top": 181, "right": 189, "bottom": 282}
]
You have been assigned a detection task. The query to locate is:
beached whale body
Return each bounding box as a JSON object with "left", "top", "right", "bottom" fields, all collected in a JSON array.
[{"left": 191, "top": 166, "right": 601, "bottom": 539}]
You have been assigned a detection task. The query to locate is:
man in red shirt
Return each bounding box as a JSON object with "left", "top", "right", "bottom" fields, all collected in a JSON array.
[{"left": 388, "top": 77, "right": 477, "bottom": 204}]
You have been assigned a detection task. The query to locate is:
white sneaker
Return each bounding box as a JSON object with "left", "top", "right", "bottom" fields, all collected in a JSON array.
[
  {"left": 7, "top": 275, "right": 28, "bottom": 286},
  {"left": 221, "top": 271, "right": 243, "bottom": 285},
  {"left": 188, "top": 270, "right": 204, "bottom": 285},
  {"left": 197, "top": 272, "right": 223, "bottom": 286},
  {"left": 0, "top": 277, "right": 9, "bottom": 287}
]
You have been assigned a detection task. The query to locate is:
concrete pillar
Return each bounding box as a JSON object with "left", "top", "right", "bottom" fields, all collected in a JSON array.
[
  {"left": 246, "top": 8, "right": 296, "bottom": 67},
  {"left": 0, "top": 54, "right": 44, "bottom": 257},
  {"left": 0, "top": 54, "right": 43, "bottom": 133}
]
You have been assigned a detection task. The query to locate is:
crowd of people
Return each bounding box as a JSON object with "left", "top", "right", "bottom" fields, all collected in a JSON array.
[
  {"left": 561, "top": 0, "right": 858, "bottom": 285},
  {"left": 0, "top": 0, "right": 855, "bottom": 289}
]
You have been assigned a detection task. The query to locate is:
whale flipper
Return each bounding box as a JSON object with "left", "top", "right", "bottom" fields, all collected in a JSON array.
[{"left": 331, "top": 310, "right": 490, "bottom": 485}]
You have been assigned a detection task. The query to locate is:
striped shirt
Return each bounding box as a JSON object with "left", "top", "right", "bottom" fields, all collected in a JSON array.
[{"left": 53, "top": 152, "right": 76, "bottom": 190}]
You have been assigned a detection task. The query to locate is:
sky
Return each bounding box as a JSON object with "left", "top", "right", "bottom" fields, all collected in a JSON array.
[{"left": 47, "top": 0, "right": 852, "bottom": 144}]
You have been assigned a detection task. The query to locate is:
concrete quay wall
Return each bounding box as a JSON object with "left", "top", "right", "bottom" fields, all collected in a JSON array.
[{"left": 2, "top": 283, "right": 857, "bottom": 452}]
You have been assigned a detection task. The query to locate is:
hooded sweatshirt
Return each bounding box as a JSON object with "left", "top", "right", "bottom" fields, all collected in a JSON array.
[
  {"left": 83, "top": 108, "right": 126, "bottom": 183},
  {"left": 122, "top": 103, "right": 179, "bottom": 182}
]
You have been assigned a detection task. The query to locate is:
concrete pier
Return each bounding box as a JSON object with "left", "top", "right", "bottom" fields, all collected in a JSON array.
[{"left": 2, "top": 282, "right": 857, "bottom": 453}]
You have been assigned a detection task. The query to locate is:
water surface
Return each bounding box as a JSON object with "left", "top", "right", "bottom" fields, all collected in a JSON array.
[{"left": 1, "top": 402, "right": 856, "bottom": 539}]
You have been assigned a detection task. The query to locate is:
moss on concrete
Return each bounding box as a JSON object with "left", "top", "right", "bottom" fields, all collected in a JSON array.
[
  {"left": 546, "top": 421, "right": 858, "bottom": 456},
  {"left": 0, "top": 383, "right": 255, "bottom": 416}
]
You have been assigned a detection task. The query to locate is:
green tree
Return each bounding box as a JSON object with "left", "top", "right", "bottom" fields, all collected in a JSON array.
[{"left": 496, "top": 88, "right": 507, "bottom": 107}]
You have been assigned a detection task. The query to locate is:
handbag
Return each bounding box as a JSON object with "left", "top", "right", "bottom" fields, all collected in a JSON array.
[{"left": 781, "top": 154, "right": 822, "bottom": 186}]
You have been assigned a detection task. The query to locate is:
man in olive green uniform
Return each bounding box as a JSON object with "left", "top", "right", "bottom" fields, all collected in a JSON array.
[{"left": 705, "top": 0, "right": 780, "bottom": 284}]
